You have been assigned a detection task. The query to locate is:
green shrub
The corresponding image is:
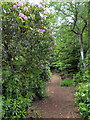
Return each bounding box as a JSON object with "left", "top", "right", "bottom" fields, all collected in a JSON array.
[
  {"left": 73, "top": 49, "right": 90, "bottom": 119},
  {"left": 72, "top": 72, "right": 83, "bottom": 85},
  {"left": 1, "top": 1, "right": 54, "bottom": 118},
  {"left": 34, "top": 79, "right": 47, "bottom": 98},
  {"left": 50, "top": 32, "right": 80, "bottom": 72},
  {"left": 60, "top": 79, "right": 74, "bottom": 86},
  {"left": 2, "top": 97, "right": 32, "bottom": 119},
  {"left": 40, "top": 66, "right": 52, "bottom": 81},
  {"left": 75, "top": 83, "right": 90, "bottom": 119}
]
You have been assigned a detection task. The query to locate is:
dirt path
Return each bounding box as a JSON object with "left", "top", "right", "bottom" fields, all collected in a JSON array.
[{"left": 29, "top": 73, "right": 81, "bottom": 118}]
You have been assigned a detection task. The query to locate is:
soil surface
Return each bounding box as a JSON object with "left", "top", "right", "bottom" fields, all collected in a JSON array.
[{"left": 28, "top": 73, "right": 81, "bottom": 118}]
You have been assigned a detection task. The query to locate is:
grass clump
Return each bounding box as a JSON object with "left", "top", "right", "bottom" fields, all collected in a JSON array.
[{"left": 60, "top": 79, "right": 74, "bottom": 86}]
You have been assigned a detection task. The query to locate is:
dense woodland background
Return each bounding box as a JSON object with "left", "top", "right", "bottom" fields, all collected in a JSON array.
[{"left": 1, "top": 1, "right": 90, "bottom": 119}]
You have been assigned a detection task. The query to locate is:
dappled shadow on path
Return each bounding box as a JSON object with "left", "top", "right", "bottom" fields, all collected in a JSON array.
[{"left": 28, "top": 73, "right": 81, "bottom": 118}]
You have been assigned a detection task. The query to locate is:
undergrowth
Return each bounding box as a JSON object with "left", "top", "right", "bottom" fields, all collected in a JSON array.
[{"left": 60, "top": 79, "right": 74, "bottom": 87}]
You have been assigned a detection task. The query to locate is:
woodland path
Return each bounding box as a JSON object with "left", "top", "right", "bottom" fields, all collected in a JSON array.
[{"left": 29, "top": 73, "right": 81, "bottom": 118}]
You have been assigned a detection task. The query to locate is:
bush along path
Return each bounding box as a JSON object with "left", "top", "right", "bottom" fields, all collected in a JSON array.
[{"left": 27, "top": 73, "right": 81, "bottom": 118}]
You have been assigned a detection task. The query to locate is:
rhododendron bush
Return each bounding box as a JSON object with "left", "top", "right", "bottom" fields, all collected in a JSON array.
[{"left": 1, "top": 1, "right": 54, "bottom": 118}]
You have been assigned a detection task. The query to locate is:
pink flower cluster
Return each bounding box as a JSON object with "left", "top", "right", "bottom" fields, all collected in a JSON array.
[
  {"left": 54, "top": 43, "right": 57, "bottom": 46},
  {"left": 13, "top": 2, "right": 28, "bottom": 11},
  {"left": 45, "top": 1, "right": 49, "bottom": 4},
  {"left": 38, "top": 4, "right": 44, "bottom": 9},
  {"left": 24, "top": 6, "right": 28, "bottom": 11},
  {"left": 50, "top": 47, "right": 53, "bottom": 50},
  {"left": 18, "top": 1, "right": 23, "bottom": 6},
  {"left": 13, "top": 5, "right": 17, "bottom": 9},
  {"left": 51, "top": 36, "right": 55, "bottom": 38},
  {"left": 44, "top": 12, "right": 49, "bottom": 15},
  {"left": 40, "top": 64, "right": 44, "bottom": 67},
  {"left": 38, "top": 28, "right": 45, "bottom": 33},
  {"left": 12, "top": 23, "right": 17, "bottom": 26},
  {"left": 19, "top": 13, "right": 28, "bottom": 20}
]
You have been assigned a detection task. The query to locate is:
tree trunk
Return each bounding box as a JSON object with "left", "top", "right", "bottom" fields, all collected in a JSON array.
[
  {"left": 79, "top": 34, "right": 86, "bottom": 69},
  {"left": 88, "top": 1, "right": 90, "bottom": 48}
]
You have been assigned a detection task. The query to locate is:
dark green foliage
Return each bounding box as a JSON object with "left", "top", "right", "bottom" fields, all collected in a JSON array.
[
  {"left": 75, "top": 83, "right": 90, "bottom": 119},
  {"left": 60, "top": 79, "right": 74, "bottom": 87},
  {"left": 40, "top": 66, "right": 52, "bottom": 82},
  {"left": 73, "top": 49, "right": 90, "bottom": 85},
  {"left": 50, "top": 27, "right": 80, "bottom": 72},
  {"left": 72, "top": 72, "right": 83, "bottom": 84},
  {"left": 73, "top": 49, "right": 90, "bottom": 119},
  {"left": 2, "top": 2, "right": 53, "bottom": 119},
  {"left": 3, "top": 97, "right": 32, "bottom": 119}
]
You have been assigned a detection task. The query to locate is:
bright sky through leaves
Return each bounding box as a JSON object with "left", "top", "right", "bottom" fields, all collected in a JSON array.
[{"left": 28, "top": 0, "right": 42, "bottom": 4}]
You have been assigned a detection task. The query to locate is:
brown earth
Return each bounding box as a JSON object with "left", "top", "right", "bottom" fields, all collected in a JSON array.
[{"left": 28, "top": 73, "right": 81, "bottom": 118}]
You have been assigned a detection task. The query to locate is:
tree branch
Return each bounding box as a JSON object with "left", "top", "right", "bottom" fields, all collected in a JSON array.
[
  {"left": 71, "top": 29, "right": 79, "bottom": 35},
  {"left": 72, "top": 3, "right": 78, "bottom": 30},
  {"left": 80, "top": 16, "right": 87, "bottom": 34},
  {"left": 71, "top": 3, "right": 80, "bottom": 35}
]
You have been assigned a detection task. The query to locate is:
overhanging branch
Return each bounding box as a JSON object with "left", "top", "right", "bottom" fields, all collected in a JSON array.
[
  {"left": 71, "top": 29, "right": 79, "bottom": 35},
  {"left": 80, "top": 16, "right": 87, "bottom": 34}
]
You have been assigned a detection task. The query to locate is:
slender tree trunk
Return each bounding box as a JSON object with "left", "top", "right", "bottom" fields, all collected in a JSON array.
[
  {"left": 79, "top": 34, "right": 86, "bottom": 69},
  {"left": 88, "top": 1, "right": 90, "bottom": 48}
]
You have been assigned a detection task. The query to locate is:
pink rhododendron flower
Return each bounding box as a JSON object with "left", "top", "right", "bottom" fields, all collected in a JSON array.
[
  {"left": 84, "top": 63, "right": 86, "bottom": 66},
  {"left": 41, "top": 24, "right": 44, "bottom": 26},
  {"left": 19, "top": 13, "right": 28, "bottom": 20},
  {"left": 19, "top": 13, "right": 24, "bottom": 17},
  {"left": 23, "top": 15, "right": 28, "bottom": 20},
  {"left": 45, "top": 1, "right": 49, "bottom": 4},
  {"left": 54, "top": 43, "right": 57, "bottom": 46},
  {"left": 38, "top": 29, "right": 45, "bottom": 33},
  {"left": 50, "top": 47, "right": 53, "bottom": 50},
  {"left": 13, "top": 5, "right": 17, "bottom": 9},
  {"left": 18, "top": 1, "right": 23, "bottom": 6},
  {"left": 44, "top": 12, "right": 49, "bottom": 15},
  {"left": 24, "top": 6, "right": 28, "bottom": 11},
  {"left": 38, "top": 4, "right": 44, "bottom": 9},
  {"left": 12, "top": 23, "right": 17, "bottom": 26},
  {"left": 51, "top": 36, "right": 55, "bottom": 38},
  {"left": 40, "top": 64, "right": 44, "bottom": 67}
]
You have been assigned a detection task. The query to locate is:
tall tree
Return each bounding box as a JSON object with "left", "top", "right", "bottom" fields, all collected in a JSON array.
[
  {"left": 71, "top": 2, "right": 87, "bottom": 68},
  {"left": 48, "top": 1, "right": 88, "bottom": 69}
]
